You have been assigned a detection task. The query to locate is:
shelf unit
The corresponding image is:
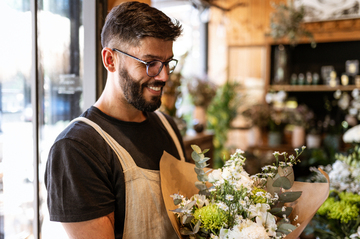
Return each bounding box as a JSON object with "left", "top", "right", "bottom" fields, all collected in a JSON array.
[{"left": 269, "top": 85, "right": 360, "bottom": 92}]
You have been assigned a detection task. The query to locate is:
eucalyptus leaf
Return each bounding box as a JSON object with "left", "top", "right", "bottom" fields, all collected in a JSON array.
[
  {"left": 193, "top": 220, "right": 201, "bottom": 234},
  {"left": 198, "top": 158, "right": 210, "bottom": 164},
  {"left": 191, "top": 145, "right": 202, "bottom": 154},
  {"left": 277, "top": 223, "right": 297, "bottom": 235},
  {"left": 270, "top": 207, "right": 293, "bottom": 217},
  {"left": 174, "top": 198, "right": 182, "bottom": 205},
  {"left": 170, "top": 208, "right": 184, "bottom": 213},
  {"left": 191, "top": 151, "right": 201, "bottom": 162},
  {"left": 272, "top": 176, "right": 292, "bottom": 189},
  {"left": 196, "top": 163, "right": 209, "bottom": 170},
  {"left": 202, "top": 148, "right": 209, "bottom": 154},
  {"left": 205, "top": 169, "right": 213, "bottom": 174},
  {"left": 195, "top": 181, "right": 207, "bottom": 191},
  {"left": 180, "top": 227, "right": 195, "bottom": 235},
  {"left": 181, "top": 214, "right": 194, "bottom": 224},
  {"left": 278, "top": 166, "right": 294, "bottom": 186},
  {"left": 194, "top": 167, "right": 205, "bottom": 176},
  {"left": 197, "top": 174, "right": 208, "bottom": 182},
  {"left": 184, "top": 200, "right": 196, "bottom": 210},
  {"left": 199, "top": 189, "right": 210, "bottom": 196},
  {"left": 279, "top": 191, "right": 302, "bottom": 202},
  {"left": 266, "top": 174, "right": 281, "bottom": 196}
]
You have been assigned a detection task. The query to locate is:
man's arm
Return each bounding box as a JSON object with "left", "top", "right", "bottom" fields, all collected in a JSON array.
[{"left": 62, "top": 212, "right": 115, "bottom": 239}]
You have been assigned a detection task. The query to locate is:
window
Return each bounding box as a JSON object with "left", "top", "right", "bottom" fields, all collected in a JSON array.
[{"left": 0, "top": 1, "right": 96, "bottom": 238}]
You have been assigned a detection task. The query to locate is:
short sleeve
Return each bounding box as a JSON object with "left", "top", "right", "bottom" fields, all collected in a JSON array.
[{"left": 45, "top": 138, "right": 116, "bottom": 222}]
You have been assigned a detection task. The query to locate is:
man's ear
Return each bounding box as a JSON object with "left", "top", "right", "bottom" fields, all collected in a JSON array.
[{"left": 102, "top": 48, "right": 116, "bottom": 72}]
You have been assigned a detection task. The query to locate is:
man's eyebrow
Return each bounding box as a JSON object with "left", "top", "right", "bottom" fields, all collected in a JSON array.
[{"left": 142, "top": 53, "right": 174, "bottom": 61}]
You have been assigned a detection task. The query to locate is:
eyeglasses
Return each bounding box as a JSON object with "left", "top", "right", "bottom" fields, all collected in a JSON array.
[{"left": 112, "top": 48, "right": 178, "bottom": 77}]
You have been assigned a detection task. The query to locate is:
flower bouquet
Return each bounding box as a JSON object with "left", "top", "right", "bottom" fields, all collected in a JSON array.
[
  {"left": 160, "top": 146, "right": 330, "bottom": 239},
  {"left": 310, "top": 144, "right": 360, "bottom": 238}
]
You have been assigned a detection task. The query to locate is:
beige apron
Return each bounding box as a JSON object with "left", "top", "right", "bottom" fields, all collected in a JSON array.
[{"left": 70, "top": 111, "right": 184, "bottom": 239}]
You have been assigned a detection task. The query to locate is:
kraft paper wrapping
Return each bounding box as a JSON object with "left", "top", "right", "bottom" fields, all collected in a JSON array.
[{"left": 160, "top": 151, "right": 330, "bottom": 239}]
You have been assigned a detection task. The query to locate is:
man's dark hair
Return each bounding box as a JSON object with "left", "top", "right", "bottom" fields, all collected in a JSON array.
[{"left": 101, "top": 1, "right": 183, "bottom": 48}]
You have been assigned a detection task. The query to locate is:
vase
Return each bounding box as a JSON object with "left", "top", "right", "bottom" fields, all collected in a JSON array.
[
  {"left": 193, "top": 106, "right": 207, "bottom": 133},
  {"left": 268, "top": 131, "right": 282, "bottom": 147},
  {"left": 292, "top": 126, "right": 305, "bottom": 148},
  {"left": 306, "top": 134, "right": 321, "bottom": 149},
  {"left": 247, "top": 126, "right": 262, "bottom": 147}
]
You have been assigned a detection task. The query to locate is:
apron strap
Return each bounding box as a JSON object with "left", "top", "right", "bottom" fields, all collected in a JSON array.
[
  {"left": 68, "top": 117, "right": 131, "bottom": 169},
  {"left": 154, "top": 111, "right": 185, "bottom": 162}
]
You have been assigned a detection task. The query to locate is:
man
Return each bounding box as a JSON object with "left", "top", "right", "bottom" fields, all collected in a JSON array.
[{"left": 45, "top": 2, "right": 184, "bottom": 238}]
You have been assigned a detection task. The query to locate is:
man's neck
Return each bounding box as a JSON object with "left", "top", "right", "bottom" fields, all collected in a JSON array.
[{"left": 94, "top": 95, "right": 147, "bottom": 123}]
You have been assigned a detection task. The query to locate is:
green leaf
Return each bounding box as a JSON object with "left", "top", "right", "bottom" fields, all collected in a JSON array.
[
  {"left": 270, "top": 207, "right": 293, "bottom": 217},
  {"left": 195, "top": 181, "right": 207, "bottom": 191},
  {"left": 170, "top": 208, "right": 184, "bottom": 213},
  {"left": 194, "top": 167, "right": 205, "bottom": 176},
  {"left": 198, "top": 157, "right": 210, "bottom": 164},
  {"left": 199, "top": 189, "right": 210, "bottom": 196},
  {"left": 272, "top": 176, "right": 292, "bottom": 189},
  {"left": 180, "top": 227, "right": 195, "bottom": 235},
  {"left": 184, "top": 200, "right": 196, "bottom": 210},
  {"left": 181, "top": 214, "right": 194, "bottom": 224},
  {"left": 191, "top": 145, "right": 202, "bottom": 154},
  {"left": 174, "top": 198, "right": 182, "bottom": 205},
  {"left": 205, "top": 169, "right": 213, "bottom": 174},
  {"left": 193, "top": 220, "right": 201, "bottom": 234},
  {"left": 278, "top": 166, "right": 294, "bottom": 186},
  {"left": 277, "top": 223, "right": 297, "bottom": 235},
  {"left": 197, "top": 174, "right": 208, "bottom": 182},
  {"left": 202, "top": 148, "right": 209, "bottom": 154},
  {"left": 191, "top": 151, "right": 201, "bottom": 162},
  {"left": 279, "top": 191, "right": 302, "bottom": 202}
]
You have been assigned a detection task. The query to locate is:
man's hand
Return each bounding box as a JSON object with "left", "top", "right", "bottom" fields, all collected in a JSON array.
[{"left": 62, "top": 212, "right": 115, "bottom": 239}]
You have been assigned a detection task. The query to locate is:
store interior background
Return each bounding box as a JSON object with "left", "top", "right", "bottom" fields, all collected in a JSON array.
[{"left": 1, "top": 0, "right": 360, "bottom": 238}]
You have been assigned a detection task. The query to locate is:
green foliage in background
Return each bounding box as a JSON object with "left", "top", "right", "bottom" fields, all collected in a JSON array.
[{"left": 207, "top": 81, "right": 240, "bottom": 168}]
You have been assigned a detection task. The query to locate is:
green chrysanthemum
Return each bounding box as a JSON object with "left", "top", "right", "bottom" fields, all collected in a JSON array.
[
  {"left": 318, "top": 193, "right": 359, "bottom": 224},
  {"left": 339, "top": 191, "right": 360, "bottom": 204},
  {"left": 251, "top": 187, "right": 268, "bottom": 204},
  {"left": 192, "top": 203, "right": 228, "bottom": 232}
]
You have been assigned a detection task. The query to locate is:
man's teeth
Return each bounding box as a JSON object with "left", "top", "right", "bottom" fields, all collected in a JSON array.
[{"left": 148, "top": 86, "right": 161, "bottom": 91}]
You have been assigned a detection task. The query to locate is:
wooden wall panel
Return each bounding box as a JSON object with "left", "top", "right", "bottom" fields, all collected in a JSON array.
[{"left": 225, "top": 0, "right": 283, "bottom": 46}]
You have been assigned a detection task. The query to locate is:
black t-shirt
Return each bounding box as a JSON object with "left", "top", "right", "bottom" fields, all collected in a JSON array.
[{"left": 45, "top": 106, "right": 185, "bottom": 238}]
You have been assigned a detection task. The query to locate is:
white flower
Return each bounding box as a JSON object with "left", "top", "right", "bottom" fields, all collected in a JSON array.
[
  {"left": 217, "top": 202, "right": 229, "bottom": 211},
  {"left": 191, "top": 194, "right": 208, "bottom": 208},
  {"left": 208, "top": 169, "right": 223, "bottom": 183},
  {"left": 343, "top": 124, "right": 360, "bottom": 143},
  {"left": 220, "top": 219, "right": 270, "bottom": 239},
  {"left": 222, "top": 167, "right": 232, "bottom": 180},
  {"left": 226, "top": 194, "right": 234, "bottom": 201},
  {"left": 350, "top": 226, "right": 360, "bottom": 238},
  {"left": 235, "top": 172, "right": 253, "bottom": 190}
]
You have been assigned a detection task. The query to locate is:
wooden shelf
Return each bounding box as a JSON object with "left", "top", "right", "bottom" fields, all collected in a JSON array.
[{"left": 269, "top": 84, "right": 360, "bottom": 92}]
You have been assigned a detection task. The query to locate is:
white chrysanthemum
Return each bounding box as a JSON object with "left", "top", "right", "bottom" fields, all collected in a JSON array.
[
  {"left": 208, "top": 169, "right": 223, "bottom": 183},
  {"left": 222, "top": 167, "right": 232, "bottom": 180},
  {"left": 235, "top": 172, "right": 254, "bottom": 190},
  {"left": 329, "top": 160, "right": 351, "bottom": 185},
  {"left": 220, "top": 219, "right": 269, "bottom": 239}
]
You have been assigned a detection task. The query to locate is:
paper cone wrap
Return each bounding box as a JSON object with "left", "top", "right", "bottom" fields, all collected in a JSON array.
[{"left": 160, "top": 151, "right": 330, "bottom": 239}]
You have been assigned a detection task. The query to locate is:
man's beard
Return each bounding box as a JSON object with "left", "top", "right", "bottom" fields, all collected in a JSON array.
[{"left": 119, "top": 67, "right": 164, "bottom": 112}]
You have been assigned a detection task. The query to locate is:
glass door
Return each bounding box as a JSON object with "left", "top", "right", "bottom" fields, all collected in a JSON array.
[
  {"left": 0, "top": 0, "right": 97, "bottom": 238},
  {"left": 0, "top": 1, "right": 33, "bottom": 238},
  {"left": 37, "top": 0, "right": 84, "bottom": 238}
]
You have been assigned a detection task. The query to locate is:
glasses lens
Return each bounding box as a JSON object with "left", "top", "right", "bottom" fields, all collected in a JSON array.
[
  {"left": 168, "top": 60, "right": 178, "bottom": 74},
  {"left": 147, "top": 61, "right": 163, "bottom": 77}
]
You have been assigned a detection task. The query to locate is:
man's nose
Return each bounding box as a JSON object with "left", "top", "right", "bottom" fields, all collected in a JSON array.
[{"left": 154, "top": 65, "right": 169, "bottom": 82}]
